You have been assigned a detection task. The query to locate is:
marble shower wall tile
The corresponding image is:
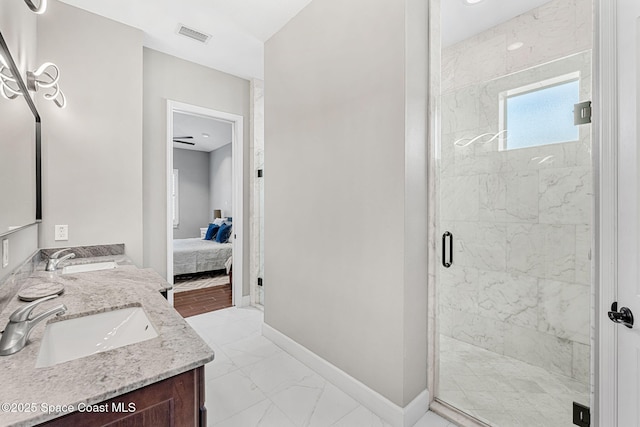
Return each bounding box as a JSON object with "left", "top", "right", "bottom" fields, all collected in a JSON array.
[
  {"left": 440, "top": 176, "right": 479, "bottom": 221},
  {"left": 443, "top": 0, "right": 586, "bottom": 92},
  {"left": 575, "top": 225, "right": 592, "bottom": 285},
  {"left": 506, "top": 0, "right": 579, "bottom": 74},
  {"left": 440, "top": 306, "right": 507, "bottom": 354},
  {"left": 572, "top": 341, "right": 590, "bottom": 384},
  {"left": 479, "top": 173, "right": 507, "bottom": 222},
  {"left": 455, "top": 147, "right": 505, "bottom": 177},
  {"left": 538, "top": 280, "right": 590, "bottom": 345},
  {"left": 441, "top": 86, "right": 481, "bottom": 134},
  {"left": 539, "top": 167, "right": 592, "bottom": 225},
  {"left": 442, "top": 32, "right": 507, "bottom": 93},
  {"left": 504, "top": 143, "right": 569, "bottom": 172},
  {"left": 544, "top": 224, "right": 577, "bottom": 282},
  {"left": 439, "top": 266, "right": 479, "bottom": 314},
  {"left": 477, "top": 271, "right": 538, "bottom": 328},
  {"left": 506, "top": 224, "right": 546, "bottom": 277},
  {"left": 505, "top": 170, "right": 539, "bottom": 223},
  {"left": 575, "top": 0, "right": 594, "bottom": 53},
  {"left": 448, "top": 222, "right": 507, "bottom": 271},
  {"left": 506, "top": 224, "right": 577, "bottom": 281},
  {"left": 504, "top": 324, "right": 573, "bottom": 377}
]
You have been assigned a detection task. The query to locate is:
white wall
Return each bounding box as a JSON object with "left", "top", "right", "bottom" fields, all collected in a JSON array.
[
  {"left": 0, "top": 0, "right": 39, "bottom": 281},
  {"left": 209, "top": 143, "right": 232, "bottom": 218},
  {"left": 37, "top": 0, "right": 144, "bottom": 264},
  {"left": 143, "top": 48, "right": 250, "bottom": 295},
  {"left": 0, "top": 0, "right": 36, "bottom": 70},
  {"left": 264, "top": 0, "right": 428, "bottom": 408},
  {"left": 173, "top": 148, "right": 210, "bottom": 239}
]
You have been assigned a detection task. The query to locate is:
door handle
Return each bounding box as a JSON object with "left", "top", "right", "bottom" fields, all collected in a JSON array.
[
  {"left": 442, "top": 231, "right": 453, "bottom": 268},
  {"left": 608, "top": 302, "right": 634, "bottom": 329}
]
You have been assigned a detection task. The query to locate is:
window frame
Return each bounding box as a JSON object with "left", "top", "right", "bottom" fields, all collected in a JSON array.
[{"left": 498, "top": 71, "right": 581, "bottom": 151}]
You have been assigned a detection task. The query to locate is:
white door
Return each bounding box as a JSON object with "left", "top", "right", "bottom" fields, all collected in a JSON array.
[{"left": 615, "top": 1, "right": 640, "bottom": 426}]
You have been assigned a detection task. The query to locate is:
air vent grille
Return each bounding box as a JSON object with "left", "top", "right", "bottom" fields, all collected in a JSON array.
[{"left": 177, "top": 25, "right": 211, "bottom": 44}]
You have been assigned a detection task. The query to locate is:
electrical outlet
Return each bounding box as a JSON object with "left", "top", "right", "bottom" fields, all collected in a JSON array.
[
  {"left": 2, "top": 239, "right": 8, "bottom": 268},
  {"left": 55, "top": 225, "right": 69, "bottom": 241}
]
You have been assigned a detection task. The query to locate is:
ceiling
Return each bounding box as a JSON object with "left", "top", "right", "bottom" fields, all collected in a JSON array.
[
  {"left": 442, "top": 0, "right": 554, "bottom": 46},
  {"left": 58, "top": 0, "right": 556, "bottom": 80},
  {"left": 173, "top": 112, "right": 232, "bottom": 153},
  {"left": 58, "top": 0, "right": 313, "bottom": 79}
]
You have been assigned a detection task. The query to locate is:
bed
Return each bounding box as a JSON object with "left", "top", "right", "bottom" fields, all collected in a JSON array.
[{"left": 173, "top": 238, "right": 232, "bottom": 276}]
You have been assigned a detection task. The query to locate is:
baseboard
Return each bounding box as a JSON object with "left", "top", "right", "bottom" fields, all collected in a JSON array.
[{"left": 262, "top": 323, "right": 429, "bottom": 427}]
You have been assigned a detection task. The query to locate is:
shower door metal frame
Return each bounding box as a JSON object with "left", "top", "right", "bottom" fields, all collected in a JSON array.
[
  {"left": 425, "top": 1, "right": 615, "bottom": 426},
  {"left": 593, "top": 1, "right": 616, "bottom": 426}
]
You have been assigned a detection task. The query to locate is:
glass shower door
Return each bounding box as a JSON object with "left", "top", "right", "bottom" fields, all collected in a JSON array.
[{"left": 435, "top": 1, "right": 593, "bottom": 425}]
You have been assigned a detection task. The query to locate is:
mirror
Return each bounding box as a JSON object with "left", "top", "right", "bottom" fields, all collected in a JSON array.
[{"left": 0, "top": 30, "right": 41, "bottom": 235}]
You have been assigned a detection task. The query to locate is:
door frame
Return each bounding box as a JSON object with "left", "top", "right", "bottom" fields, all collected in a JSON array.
[
  {"left": 594, "top": 0, "right": 616, "bottom": 426},
  {"left": 165, "top": 100, "right": 245, "bottom": 308}
]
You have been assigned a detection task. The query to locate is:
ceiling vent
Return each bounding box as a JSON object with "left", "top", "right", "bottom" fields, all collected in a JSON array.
[{"left": 176, "top": 24, "right": 211, "bottom": 44}]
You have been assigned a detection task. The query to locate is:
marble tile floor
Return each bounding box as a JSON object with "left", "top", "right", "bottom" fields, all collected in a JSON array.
[
  {"left": 186, "top": 307, "right": 457, "bottom": 427},
  {"left": 438, "top": 335, "right": 590, "bottom": 427}
]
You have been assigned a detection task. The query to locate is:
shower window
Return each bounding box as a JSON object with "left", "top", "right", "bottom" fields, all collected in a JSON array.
[{"left": 500, "top": 73, "right": 580, "bottom": 150}]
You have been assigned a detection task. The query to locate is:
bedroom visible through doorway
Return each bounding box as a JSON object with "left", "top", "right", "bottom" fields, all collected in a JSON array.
[{"left": 165, "top": 101, "right": 245, "bottom": 315}]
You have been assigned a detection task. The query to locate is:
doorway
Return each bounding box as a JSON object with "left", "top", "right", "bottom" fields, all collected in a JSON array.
[
  {"left": 165, "top": 101, "right": 244, "bottom": 312},
  {"left": 430, "top": 0, "right": 594, "bottom": 425}
]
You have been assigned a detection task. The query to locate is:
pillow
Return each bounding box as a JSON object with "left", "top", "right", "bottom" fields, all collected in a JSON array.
[
  {"left": 216, "top": 223, "right": 233, "bottom": 243},
  {"left": 212, "top": 218, "right": 224, "bottom": 226},
  {"left": 204, "top": 223, "right": 219, "bottom": 240}
]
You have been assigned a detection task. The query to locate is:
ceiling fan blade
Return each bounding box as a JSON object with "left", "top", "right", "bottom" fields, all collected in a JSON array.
[
  {"left": 174, "top": 140, "right": 195, "bottom": 145},
  {"left": 173, "top": 136, "right": 194, "bottom": 139}
]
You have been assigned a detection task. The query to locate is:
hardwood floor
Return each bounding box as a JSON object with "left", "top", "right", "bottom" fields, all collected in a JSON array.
[{"left": 173, "top": 284, "right": 232, "bottom": 318}]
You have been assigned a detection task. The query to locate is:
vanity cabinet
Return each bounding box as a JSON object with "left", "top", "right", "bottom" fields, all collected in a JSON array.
[{"left": 39, "top": 367, "right": 206, "bottom": 427}]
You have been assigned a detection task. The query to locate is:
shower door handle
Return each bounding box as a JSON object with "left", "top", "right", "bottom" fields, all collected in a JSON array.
[
  {"left": 608, "top": 302, "right": 634, "bottom": 329},
  {"left": 442, "top": 231, "right": 453, "bottom": 268}
]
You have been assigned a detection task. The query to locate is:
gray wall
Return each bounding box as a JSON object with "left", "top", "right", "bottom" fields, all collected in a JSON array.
[
  {"left": 0, "top": 0, "right": 39, "bottom": 280},
  {"left": 37, "top": 1, "right": 144, "bottom": 265},
  {"left": 209, "top": 143, "right": 232, "bottom": 218},
  {"left": 173, "top": 148, "right": 210, "bottom": 239},
  {"left": 143, "top": 48, "right": 250, "bottom": 296},
  {"left": 264, "top": 0, "right": 428, "bottom": 408}
]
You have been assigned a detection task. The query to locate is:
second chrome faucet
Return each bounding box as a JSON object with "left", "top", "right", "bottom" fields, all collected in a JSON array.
[{"left": 45, "top": 248, "right": 76, "bottom": 272}]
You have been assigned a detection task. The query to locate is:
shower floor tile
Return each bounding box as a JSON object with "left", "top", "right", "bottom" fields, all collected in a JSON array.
[{"left": 438, "top": 335, "right": 589, "bottom": 427}]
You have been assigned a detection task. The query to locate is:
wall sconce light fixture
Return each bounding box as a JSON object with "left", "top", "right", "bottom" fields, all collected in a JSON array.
[
  {"left": 0, "top": 58, "right": 66, "bottom": 108},
  {"left": 0, "top": 55, "right": 22, "bottom": 100},
  {"left": 27, "top": 62, "right": 66, "bottom": 108},
  {"left": 23, "top": 0, "right": 48, "bottom": 14}
]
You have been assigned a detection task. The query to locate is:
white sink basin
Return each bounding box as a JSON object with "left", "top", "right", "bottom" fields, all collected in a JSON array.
[
  {"left": 62, "top": 261, "right": 118, "bottom": 275},
  {"left": 36, "top": 307, "right": 158, "bottom": 368}
]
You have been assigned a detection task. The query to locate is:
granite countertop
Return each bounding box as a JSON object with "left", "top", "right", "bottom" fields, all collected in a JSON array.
[{"left": 0, "top": 256, "right": 214, "bottom": 426}]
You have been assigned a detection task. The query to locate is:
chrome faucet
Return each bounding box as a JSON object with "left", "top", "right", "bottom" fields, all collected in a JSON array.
[
  {"left": 46, "top": 248, "right": 76, "bottom": 272},
  {"left": 0, "top": 295, "right": 67, "bottom": 356}
]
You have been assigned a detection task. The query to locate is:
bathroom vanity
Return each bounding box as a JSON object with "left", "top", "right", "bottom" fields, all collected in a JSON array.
[{"left": 0, "top": 249, "right": 214, "bottom": 427}]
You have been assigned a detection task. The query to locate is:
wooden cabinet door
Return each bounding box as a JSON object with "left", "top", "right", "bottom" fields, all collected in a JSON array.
[{"left": 40, "top": 367, "right": 205, "bottom": 427}]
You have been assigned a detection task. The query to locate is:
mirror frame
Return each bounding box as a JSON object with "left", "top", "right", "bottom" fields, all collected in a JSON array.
[{"left": 0, "top": 31, "right": 41, "bottom": 237}]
